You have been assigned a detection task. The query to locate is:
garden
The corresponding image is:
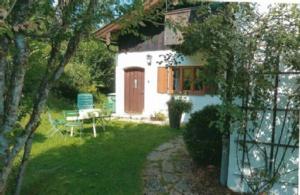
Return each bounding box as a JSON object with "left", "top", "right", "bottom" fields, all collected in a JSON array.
[
  {"left": 13, "top": 109, "right": 181, "bottom": 194},
  {"left": 0, "top": 1, "right": 299, "bottom": 195}
]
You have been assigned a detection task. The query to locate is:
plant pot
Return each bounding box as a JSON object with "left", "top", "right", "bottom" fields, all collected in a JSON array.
[{"left": 168, "top": 108, "right": 182, "bottom": 129}]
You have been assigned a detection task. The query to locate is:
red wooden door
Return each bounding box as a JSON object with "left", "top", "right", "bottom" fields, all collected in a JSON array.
[{"left": 124, "top": 68, "right": 144, "bottom": 114}]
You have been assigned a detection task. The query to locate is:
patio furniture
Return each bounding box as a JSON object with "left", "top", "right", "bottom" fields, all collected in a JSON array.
[
  {"left": 79, "top": 108, "right": 102, "bottom": 137},
  {"left": 63, "top": 110, "right": 83, "bottom": 137},
  {"left": 95, "top": 100, "right": 114, "bottom": 130},
  {"left": 77, "top": 93, "right": 93, "bottom": 110},
  {"left": 47, "top": 112, "right": 66, "bottom": 137},
  {"left": 73, "top": 93, "right": 109, "bottom": 137}
]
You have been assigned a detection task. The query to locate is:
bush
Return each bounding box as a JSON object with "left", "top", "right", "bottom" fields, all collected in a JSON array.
[
  {"left": 53, "top": 62, "right": 97, "bottom": 100},
  {"left": 183, "top": 105, "right": 222, "bottom": 166},
  {"left": 151, "top": 112, "right": 167, "bottom": 121},
  {"left": 167, "top": 96, "right": 192, "bottom": 129}
]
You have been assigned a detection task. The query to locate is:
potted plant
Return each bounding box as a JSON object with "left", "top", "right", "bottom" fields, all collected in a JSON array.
[{"left": 167, "top": 96, "right": 192, "bottom": 129}]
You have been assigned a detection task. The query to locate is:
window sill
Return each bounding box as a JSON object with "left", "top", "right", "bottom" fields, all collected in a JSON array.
[{"left": 169, "top": 90, "right": 207, "bottom": 96}]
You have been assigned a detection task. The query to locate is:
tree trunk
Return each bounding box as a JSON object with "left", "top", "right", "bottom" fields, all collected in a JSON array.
[
  {"left": 1, "top": 33, "right": 28, "bottom": 133},
  {"left": 220, "top": 135, "right": 230, "bottom": 186},
  {"left": 0, "top": 1, "right": 96, "bottom": 193},
  {"left": 0, "top": 37, "right": 9, "bottom": 186},
  {"left": 0, "top": 37, "right": 8, "bottom": 122},
  {"left": 0, "top": 33, "right": 28, "bottom": 195},
  {"left": 11, "top": 25, "right": 83, "bottom": 195},
  {"left": 14, "top": 131, "right": 35, "bottom": 195}
]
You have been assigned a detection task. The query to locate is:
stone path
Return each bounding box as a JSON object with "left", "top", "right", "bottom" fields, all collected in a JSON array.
[{"left": 142, "top": 136, "right": 198, "bottom": 195}]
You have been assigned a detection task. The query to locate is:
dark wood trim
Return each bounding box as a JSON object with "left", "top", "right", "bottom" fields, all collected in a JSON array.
[
  {"left": 235, "top": 139, "right": 299, "bottom": 149},
  {"left": 124, "top": 67, "right": 144, "bottom": 71},
  {"left": 239, "top": 106, "right": 300, "bottom": 112},
  {"left": 254, "top": 71, "right": 300, "bottom": 75},
  {"left": 179, "top": 66, "right": 183, "bottom": 92},
  {"left": 232, "top": 173, "right": 298, "bottom": 186},
  {"left": 170, "top": 66, "right": 209, "bottom": 96},
  {"left": 118, "top": 30, "right": 168, "bottom": 52}
]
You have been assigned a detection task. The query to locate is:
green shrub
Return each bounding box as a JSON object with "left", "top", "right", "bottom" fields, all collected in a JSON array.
[
  {"left": 167, "top": 96, "right": 192, "bottom": 129},
  {"left": 183, "top": 105, "right": 222, "bottom": 166},
  {"left": 53, "top": 62, "right": 97, "bottom": 100},
  {"left": 151, "top": 112, "right": 167, "bottom": 121}
]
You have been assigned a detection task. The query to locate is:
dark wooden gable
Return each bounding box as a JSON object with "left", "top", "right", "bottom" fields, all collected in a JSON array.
[
  {"left": 116, "top": 6, "right": 202, "bottom": 52},
  {"left": 118, "top": 21, "right": 168, "bottom": 52}
]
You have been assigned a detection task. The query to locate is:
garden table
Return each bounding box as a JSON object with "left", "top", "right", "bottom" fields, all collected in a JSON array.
[{"left": 66, "top": 108, "right": 102, "bottom": 137}]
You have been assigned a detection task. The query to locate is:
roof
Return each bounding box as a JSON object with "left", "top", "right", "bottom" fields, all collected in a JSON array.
[{"left": 94, "top": 0, "right": 163, "bottom": 40}]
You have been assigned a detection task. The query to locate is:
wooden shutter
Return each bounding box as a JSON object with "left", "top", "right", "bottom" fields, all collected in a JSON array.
[
  {"left": 168, "top": 68, "right": 174, "bottom": 94},
  {"left": 157, "top": 67, "right": 175, "bottom": 94},
  {"left": 157, "top": 67, "right": 168, "bottom": 93}
]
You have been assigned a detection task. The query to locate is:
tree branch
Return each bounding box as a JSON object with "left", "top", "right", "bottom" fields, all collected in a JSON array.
[{"left": 0, "top": 37, "right": 9, "bottom": 123}]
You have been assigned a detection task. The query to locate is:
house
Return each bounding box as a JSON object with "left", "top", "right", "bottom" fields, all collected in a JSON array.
[
  {"left": 95, "top": 1, "right": 298, "bottom": 194},
  {"left": 95, "top": 1, "right": 221, "bottom": 122}
]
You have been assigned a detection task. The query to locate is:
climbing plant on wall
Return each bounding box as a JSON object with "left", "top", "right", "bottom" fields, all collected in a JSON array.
[{"left": 175, "top": 2, "right": 299, "bottom": 193}]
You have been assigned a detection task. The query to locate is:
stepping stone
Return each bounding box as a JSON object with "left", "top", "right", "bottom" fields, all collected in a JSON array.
[
  {"left": 174, "top": 160, "right": 193, "bottom": 173},
  {"left": 162, "top": 172, "right": 179, "bottom": 183},
  {"left": 162, "top": 160, "right": 174, "bottom": 173},
  {"left": 143, "top": 136, "right": 197, "bottom": 194},
  {"left": 174, "top": 178, "right": 193, "bottom": 193},
  {"left": 156, "top": 142, "right": 174, "bottom": 151},
  {"left": 147, "top": 151, "right": 163, "bottom": 161},
  {"left": 143, "top": 167, "right": 161, "bottom": 177},
  {"left": 169, "top": 189, "right": 182, "bottom": 195},
  {"left": 144, "top": 176, "right": 166, "bottom": 193}
]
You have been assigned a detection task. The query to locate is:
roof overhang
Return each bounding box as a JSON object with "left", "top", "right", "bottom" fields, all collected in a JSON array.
[{"left": 94, "top": 0, "right": 164, "bottom": 44}]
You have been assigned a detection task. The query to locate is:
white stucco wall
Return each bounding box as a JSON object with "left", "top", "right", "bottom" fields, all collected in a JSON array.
[
  {"left": 227, "top": 68, "right": 299, "bottom": 194},
  {"left": 115, "top": 50, "right": 221, "bottom": 121}
]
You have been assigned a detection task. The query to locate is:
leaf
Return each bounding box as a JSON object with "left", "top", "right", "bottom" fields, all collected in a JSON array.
[
  {"left": 0, "top": 22, "right": 13, "bottom": 39},
  {"left": 0, "top": 8, "right": 8, "bottom": 20}
]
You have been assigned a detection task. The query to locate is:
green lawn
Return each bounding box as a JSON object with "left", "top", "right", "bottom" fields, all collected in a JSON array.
[{"left": 17, "top": 111, "right": 179, "bottom": 195}]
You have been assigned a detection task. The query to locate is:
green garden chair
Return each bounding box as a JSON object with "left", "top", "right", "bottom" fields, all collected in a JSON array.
[
  {"left": 47, "top": 112, "right": 66, "bottom": 137},
  {"left": 63, "top": 110, "right": 83, "bottom": 137},
  {"left": 77, "top": 93, "right": 93, "bottom": 110},
  {"left": 95, "top": 101, "right": 113, "bottom": 131}
]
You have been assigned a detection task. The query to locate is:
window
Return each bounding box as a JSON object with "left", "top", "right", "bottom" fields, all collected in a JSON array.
[
  {"left": 194, "top": 68, "right": 204, "bottom": 91},
  {"left": 183, "top": 68, "right": 193, "bottom": 90},
  {"left": 157, "top": 66, "right": 213, "bottom": 95},
  {"left": 171, "top": 66, "right": 206, "bottom": 95}
]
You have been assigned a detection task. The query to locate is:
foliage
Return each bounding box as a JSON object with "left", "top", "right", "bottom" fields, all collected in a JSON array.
[
  {"left": 52, "top": 39, "right": 115, "bottom": 99},
  {"left": 72, "top": 39, "right": 116, "bottom": 93},
  {"left": 151, "top": 112, "right": 167, "bottom": 121},
  {"left": 54, "top": 62, "right": 95, "bottom": 99},
  {"left": 174, "top": 2, "right": 300, "bottom": 193},
  {"left": 184, "top": 105, "right": 222, "bottom": 166},
  {"left": 167, "top": 96, "right": 192, "bottom": 129},
  {"left": 167, "top": 96, "right": 192, "bottom": 113}
]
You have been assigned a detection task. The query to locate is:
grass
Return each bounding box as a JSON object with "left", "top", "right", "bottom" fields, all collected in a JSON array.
[{"left": 15, "top": 105, "right": 180, "bottom": 195}]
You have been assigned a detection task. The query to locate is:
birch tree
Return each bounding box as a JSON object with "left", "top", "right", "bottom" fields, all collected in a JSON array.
[{"left": 0, "top": 0, "right": 135, "bottom": 194}]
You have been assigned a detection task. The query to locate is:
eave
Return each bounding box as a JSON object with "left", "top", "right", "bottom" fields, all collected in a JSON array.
[{"left": 94, "top": 0, "right": 164, "bottom": 44}]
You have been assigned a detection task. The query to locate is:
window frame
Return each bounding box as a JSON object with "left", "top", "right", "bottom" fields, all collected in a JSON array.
[{"left": 171, "top": 66, "right": 208, "bottom": 96}]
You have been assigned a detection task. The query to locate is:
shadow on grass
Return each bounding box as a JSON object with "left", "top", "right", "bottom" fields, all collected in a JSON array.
[
  {"left": 33, "top": 133, "right": 47, "bottom": 143},
  {"left": 19, "top": 121, "right": 181, "bottom": 195}
]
